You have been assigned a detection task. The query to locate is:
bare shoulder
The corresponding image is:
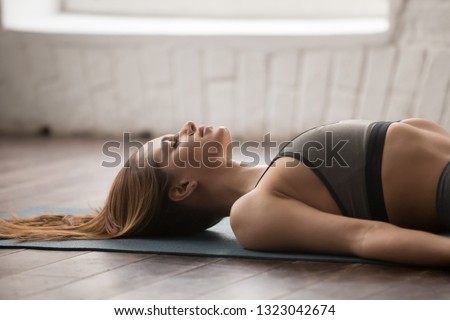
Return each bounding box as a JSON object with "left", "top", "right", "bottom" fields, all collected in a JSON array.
[
  {"left": 229, "top": 165, "right": 290, "bottom": 224},
  {"left": 229, "top": 188, "right": 278, "bottom": 247},
  {"left": 230, "top": 184, "right": 377, "bottom": 255},
  {"left": 230, "top": 189, "right": 269, "bottom": 229},
  {"left": 401, "top": 118, "right": 450, "bottom": 136},
  {"left": 229, "top": 157, "right": 333, "bottom": 242}
]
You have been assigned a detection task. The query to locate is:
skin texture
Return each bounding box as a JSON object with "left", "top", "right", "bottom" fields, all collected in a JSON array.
[{"left": 152, "top": 119, "right": 450, "bottom": 267}]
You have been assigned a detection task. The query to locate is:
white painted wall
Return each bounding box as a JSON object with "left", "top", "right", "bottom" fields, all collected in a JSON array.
[{"left": 0, "top": 0, "right": 449, "bottom": 139}]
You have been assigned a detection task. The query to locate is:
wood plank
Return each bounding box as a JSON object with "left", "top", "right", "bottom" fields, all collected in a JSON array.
[
  {"left": 0, "top": 137, "right": 118, "bottom": 213},
  {"left": 0, "top": 249, "right": 23, "bottom": 257},
  {"left": 24, "top": 251, "right": 151, "bottom": 279},
  {"left": 110, "top": 258, "right": 285, "bottom": 300},
  {"left": 0, "top": 273, "right": 78, "bottom": 299},
  {"left": 7, "top": 252, "right": 152, "bottom": 299},
  {"left": 141, "top": 254, "right": 222, "bottom": 266},
  {"left": 365, "top": 269, "right": 450, "bottom": 299},
  {"left": 0, "top": 143, "right": 109, "bottom": 194},
  {"left": 0, "top": 137, "right": 101, "bottom": 176},
  {"left": 198, "top": 261, "right": 348, "bottom": 300},
  {"left": 0, "top": 250, "right": 87, "bottom": 278},
  {"left": 0, "top": 167, "right": 115, "bottom": 212},
  {"left": 280, "top": 264, "right": 428, "bottom": 299},
  {"left": 28, "top": 255, "right": 221, "bottom": 299}
]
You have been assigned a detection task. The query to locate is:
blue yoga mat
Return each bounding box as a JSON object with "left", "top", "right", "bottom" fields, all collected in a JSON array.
[{"left": 0, "top": 207, "right": 399, "bottom": 265}]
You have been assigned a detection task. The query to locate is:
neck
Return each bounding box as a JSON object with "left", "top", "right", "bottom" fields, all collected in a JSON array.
[{"left": 197, "top": 161, "right": 266, "bottom": 217}]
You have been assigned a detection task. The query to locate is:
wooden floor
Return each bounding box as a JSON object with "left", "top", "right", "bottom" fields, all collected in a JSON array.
[{"left": 0, "top": 136, "right": 449, "bottom": 300}]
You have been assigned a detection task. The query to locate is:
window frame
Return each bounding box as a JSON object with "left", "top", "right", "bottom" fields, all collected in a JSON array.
[{"left": 1, "top": 0, "right": 401, "bottom": 41}]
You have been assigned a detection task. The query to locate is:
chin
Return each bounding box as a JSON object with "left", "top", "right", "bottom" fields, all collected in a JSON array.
[
  {"left": 215, "top": 126, "right": 232, "bottom": 145},
  {"left": 199, "top": 127, "right": 231, "bottom": 159}
]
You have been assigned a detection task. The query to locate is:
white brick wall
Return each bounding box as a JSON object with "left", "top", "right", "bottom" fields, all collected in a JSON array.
[
  {"left": 83, "top": 47, "right": 114, "bottom": 90},
  {"left": 237, "top": 51, "right": 267, "bottom": 138},
  {"left": 416, "top": 50, "right": 450, "bottom": 122},
  {"left": 205, "top": 49, "right": 235, "bottom": 80},
  {"left": 1, "top": 0, "right": 450, "bottom": 139},
  {"left": 386, "top": 48, "right": 424, "bottom": 119},
  {"left": 297, "top": 51, "right": 331, "bottom": 129},
  {"left": 207, "top": 81, "right": 236, "bottom": 131},
  {"left": 358, "top": 47, "right": 396, "bottom": 120},
  {"left": 267, "top": 52, "right": 299, "bottom": 138},
  {"left": 174, "top": 48, "right": 204, "bottom": 126},
  {"left": 139, "top": 47, "right": 172, "bottom": 86}
]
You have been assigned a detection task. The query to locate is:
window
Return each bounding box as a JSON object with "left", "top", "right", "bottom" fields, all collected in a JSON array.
[
  {"left": 2, "top": 0, "right": 391, "bottom": 36},
  {"left": 62, "top": 0, "right": 388, "bottom": 19}
]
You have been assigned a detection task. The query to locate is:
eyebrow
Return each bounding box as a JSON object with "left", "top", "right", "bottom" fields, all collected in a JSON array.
[
  {"left": 161, "top": 136, "right": 170, "bottom": 143},
  {"left": 160, "top": 136, "right": 169, "bottom": 149},
  {"left": 161, "top": 134, "right": 175, "bottom": 141}
]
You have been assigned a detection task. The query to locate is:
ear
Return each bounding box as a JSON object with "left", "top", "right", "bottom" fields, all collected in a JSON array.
[{"left": 168, "top": 180, "right": 198, "bottom": 202}]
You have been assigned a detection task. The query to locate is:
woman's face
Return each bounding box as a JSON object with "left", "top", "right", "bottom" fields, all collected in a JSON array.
[{"left": 145, "top": 121, "right": 232, "bottom": 178}]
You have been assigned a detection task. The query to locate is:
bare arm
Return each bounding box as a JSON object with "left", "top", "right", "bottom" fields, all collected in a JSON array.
[{"left": 230, "top": 192, "right": 450, "bottom": 267}]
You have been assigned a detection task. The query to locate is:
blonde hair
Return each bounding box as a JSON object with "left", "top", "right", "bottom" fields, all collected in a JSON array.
[{"left": 0, "top": 151, "right": 222, "bottom": 241}]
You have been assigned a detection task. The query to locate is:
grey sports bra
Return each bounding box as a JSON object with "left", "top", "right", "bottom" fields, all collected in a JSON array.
[{"left": 255, "top": 120, "right": 395, "bottom": 222}]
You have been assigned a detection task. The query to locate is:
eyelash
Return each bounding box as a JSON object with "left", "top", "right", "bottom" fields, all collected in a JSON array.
[{"left": 172, "top": 134, "right": 180, "bottom": 148}]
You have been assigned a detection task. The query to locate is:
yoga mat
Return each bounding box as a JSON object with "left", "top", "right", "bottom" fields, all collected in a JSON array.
[{"left": 0, "top": 207, "right": 412, "bottom": 265}]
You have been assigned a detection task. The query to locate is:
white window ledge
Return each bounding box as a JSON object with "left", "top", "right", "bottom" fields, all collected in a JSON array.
[{"left": 1, "top": 0, "right": 390, "bottom": 36}]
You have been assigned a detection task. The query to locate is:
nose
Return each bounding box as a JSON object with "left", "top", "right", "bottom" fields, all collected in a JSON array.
[{"left": 180, "top": 121, "right": 196, "bottom": 135}]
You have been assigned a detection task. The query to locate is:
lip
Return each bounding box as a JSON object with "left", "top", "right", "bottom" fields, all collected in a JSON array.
[
  {"left": 199, "top": 126, "right": 205, "bottom": 137},
  {"left": 198, "top": 125, "right": 213, "bottom": 138}
]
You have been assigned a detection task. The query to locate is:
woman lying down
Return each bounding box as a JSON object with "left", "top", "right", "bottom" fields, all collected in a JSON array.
[{"left": 1, "top": 118, "right": 450, "bottom": 267}]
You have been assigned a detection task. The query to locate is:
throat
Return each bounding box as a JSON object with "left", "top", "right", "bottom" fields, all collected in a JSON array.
[{"left": 200, "top": 163, "right": 267, "bottom": 217}]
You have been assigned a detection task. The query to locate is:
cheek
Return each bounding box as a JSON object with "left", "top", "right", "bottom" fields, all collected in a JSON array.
[
  {"left": 174, "top": 131, "right": 231, "bottom": 168},
  {"left": 201, "top": 142, "right": 229, "bottom": 168},
  {"left": 173, "top": 143, "right": 202, "bottom": 168}
]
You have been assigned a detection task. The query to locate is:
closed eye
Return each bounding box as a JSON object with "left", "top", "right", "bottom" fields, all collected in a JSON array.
[{"left": 172, "top": 133, "right": 180, "bottom": 148}]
